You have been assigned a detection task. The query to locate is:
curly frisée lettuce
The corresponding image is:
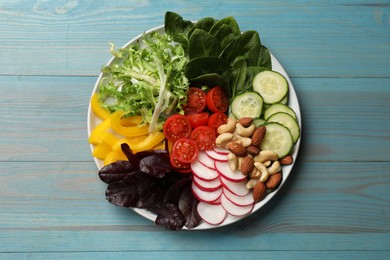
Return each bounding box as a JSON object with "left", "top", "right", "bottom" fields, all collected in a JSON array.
[{"left": 98, "top": 32, "right": 189, "bottom": 133}]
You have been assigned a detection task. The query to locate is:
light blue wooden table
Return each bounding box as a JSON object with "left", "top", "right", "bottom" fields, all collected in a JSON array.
[{"left": 1, "top": 1, "right": 389, "bottom": 259}]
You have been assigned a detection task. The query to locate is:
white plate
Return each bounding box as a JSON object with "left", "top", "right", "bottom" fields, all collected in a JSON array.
[{"left": 87, "top": 25, "right": 301, "bottom": 230}]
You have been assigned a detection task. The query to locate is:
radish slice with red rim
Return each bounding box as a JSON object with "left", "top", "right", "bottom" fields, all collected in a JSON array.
[
  {"left": 197, "top": 202, "right": 227, "bottom": 225},
  {"left": 191, "top": 159, "right": 219, "bottom": 181},
  {"left": 215, "top": 161, "right": 247, "bottom": 182},
  {"left": 220, "top": 194, "right": 254, "bottom": 217},
  {"left": 193, "top": 175, "right": 222, "bottom": 192},
  {"left": 192, "top": 182, "right": 222, "bottom": 203},
  {"left": 213, "top": 146, "right": 229, "bottom": 155},
  {"left": 197, "top": 151, "right": 216, "bottom": 169},
  {"left": 205, "top": 150, "right": 228, "bottom": 161},
  {"left": 220, "top": 176, "right": 249, "bottom": 197},
  {"left": 223, "top": 188, "right": 254, "bottom": 207}
]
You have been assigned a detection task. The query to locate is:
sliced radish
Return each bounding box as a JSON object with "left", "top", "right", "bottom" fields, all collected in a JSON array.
[
  {"left": 205, "top": 150, "right": 228, "bottom": 162},
  {"left": 191, "top": 159, "right": 219, "bottom": 181},
  {"left": 197, "top": 202, "right": 227, "bottom": 225},
  {"left": 192, "top": 182, "right": 222, "bottom": 203},
  {"left": 208, "top": 197, "right": 222, "bottom": 205},
  {"left": 221, "top": 194, "right": 254, "bottom": 217},
  {"left": 220, "top": 177, "right": 249, "bottom": 197},
  {"left": 197, "top": 151, "right": 216, "bottom": 169},
  {"left": 223, "top": 188, "right": 254, "bottom": 207},
  {"left": 213, "top": 146, "right": 229, "bottom": 155},
  {"left": 193, "top": 175, "right": 222, "bottom": 192},
  {"left": 215, "top": 161, "right": 247, "bottom": 182}
]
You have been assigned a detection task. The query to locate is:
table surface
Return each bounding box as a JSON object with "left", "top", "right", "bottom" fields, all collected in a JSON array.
[{"left": 1, "top": 1, "right": 390, "bottom": 259}]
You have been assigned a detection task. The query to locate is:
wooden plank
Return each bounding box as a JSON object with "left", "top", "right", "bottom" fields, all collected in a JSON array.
[
  {"left": 0, "top": 1, "right": 389, "bottom": 77},
  {"left": 1, "top": 76, "right": 389, "bottom": 162},
  {"left": 1, "top": 251, "right": 389, "bottom": 260},
  {"left": 0, "top": 161, "right": 389, "bottom": 252}
]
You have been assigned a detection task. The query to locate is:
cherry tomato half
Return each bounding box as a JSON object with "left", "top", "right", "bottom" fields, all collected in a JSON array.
[
  {"left": 183, "top": 87, "right": 207, "bottom": 114},
  {"left": 170, "top": 153, "right": 192, "bottom": 174},
  {"left": 191, "top": 126, "right": 216, "bottom": 151},
  {"left": 208, "top": 112, "right": 228, "bottom": 135},
  {"left": 172, "top": 138, "right": 199, "bottom": 164},
  {"left": 163, "top": 114, "right": 192, "bottom": 142},
  {"left": 206, "top": 86, "right": 229, "bottom": 113},
  {"left": 185, "top": 112, "right": 209, "bottom": 129}
]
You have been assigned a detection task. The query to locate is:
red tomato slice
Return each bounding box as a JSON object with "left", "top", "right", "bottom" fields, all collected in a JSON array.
[
  {"left": 206, "top": 86, "right": 229, "bottom": 113},
  {"left": 163, "top": 114, "right": 192, "bottom": 142},
  {"left": 208, "top": 112, "right": 228, "bottom": 135},
  {"left": 185, "top": 112, "right": 209, "bottom": 129},
  {"left": 170, "top": 153, "right": 192, "bottom": 174},
  {"left": 191, "top": 126, "right": 216, "bottom": 151},
  {"left": 172, "top": 138, "right": 199, "bottom": 164},
  {"left": 183, "top": 87, "right": 207, "bottom": 114}
]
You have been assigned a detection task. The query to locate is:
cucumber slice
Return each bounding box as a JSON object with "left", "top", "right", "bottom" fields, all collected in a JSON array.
[
  {"left": 260, "top": 123, "right": 293, "bottom": 158},
  {"left": 279, "top": 95, "right": 288, "bottom": 105},
  {"left": 253, "top": 118, "right": 266, "bottom": 127},
  {"left": 231, "top": 92, "right": 263, "bottom": 119},
  {"left": 253, "top": 70, "right": 288, "bottom": 104},
  {"left": 264, "top": 103, "right": 297, "bottom": 120},
  {"left": 267, "top": 112, "right": 300, "bottom": 143}
]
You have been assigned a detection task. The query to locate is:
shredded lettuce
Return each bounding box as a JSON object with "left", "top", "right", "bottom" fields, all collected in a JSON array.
[{"left": 98, "top": 32, "right": 189, "bottom": 133}]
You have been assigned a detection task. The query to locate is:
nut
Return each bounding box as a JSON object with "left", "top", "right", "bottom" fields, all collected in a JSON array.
[
  {"left": 266, "top": 172, "right": 282, "bottom": 190},
  {"left": 267, "top": 161, "right": 281, "bottom": 175},
  {"left": 237, "top": 117, "right": 253, "bottom": 127},
  {"left": 254, "top": 150, "right": 279, "bottom": 163},
  {"left": 254, "top": 162, "right": 269, "bottom": 182},
  {"left": 227, "top": 153, "right": 238, "bottom": 172},
  {"left": 251, "top": 126, "right": 266, "bottom": 146},
  {"left": 252, "top": 182, "right": 267, "bottom": 203},
  {"left": 233, "top": 135, "right": 252, "bottom": 147},
  {"left": 216, "top": 133, "right": 234, "bottom": 148},
  {"left": 236, "top": 123, "right": 256, "bottom": 137},
  {"left": 280, "top": 155, "right": 293, "bottom": 165},
  {"left": 247, "top": 145, "right": 260, "bottom": 156},
  {"left": 246, "top": 178, "right": 260, "bottom": 189},
  {"left": 227, "top": 142, "right": 247, "bottom": 157},
  {"left": 240, "top": 156, "right": 254, "bottom": 175},
  {"left": 217, "top": 117, "right": 237, "bottom": 134}
]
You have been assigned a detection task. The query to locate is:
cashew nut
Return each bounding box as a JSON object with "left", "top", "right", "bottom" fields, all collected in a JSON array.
[
  {"left": 254, "top": 150, "right": 279, "bottom": 163},
  {"left": 233, "top": 135, "right": 252, "bottom": 147},
  {"left": 263, "top": 160, "right": 272, "bottom": 167},
  {"left": 254, "top": 162, "right": 270, "bottom": 182},
  {"left": 216, "top": 133, "right": 234, "bottom": 148},
  {"left": 217, "top": 117, "right": 236, "bottom": 134},
  {"left": 246, "top": 178, "right": 260, "bottom": 189},
  {"left": 235, "top": 123, "right": 255, "bottom": 137},
  {"left": 267, "top": 160, "right": 281, "bottom": 175},
  {"left": 227, "top": 153, "right": 238, "bottom": 172}
]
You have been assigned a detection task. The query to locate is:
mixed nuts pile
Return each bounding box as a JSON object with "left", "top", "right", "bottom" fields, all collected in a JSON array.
[{"left": 216, "top": 117, "right": 293, "bottom": 203}]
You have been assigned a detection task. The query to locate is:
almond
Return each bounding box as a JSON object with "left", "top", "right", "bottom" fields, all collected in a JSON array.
[
  {"left": 237, "top": 117, "right": 253, "bottom": 127},
  {"left": 280, "top": 155, "right": 293, "bottom": 165},
  {"left": 247, "top": 145, "right": 260, "bottom": 156},
  {"left": 227, "top": 142, "right": 247, "bottom": 157},
  {"left": 240, "top": 156, "right": 254, "bottom": 175},
  {"left": 266, "top": 172, "right": 282, "bottom": 190},
  {"left": 252, "top": 182, "right": 267, "bottom": 203},
  {"left": 251, "top": 126, "right": 266, "bottom": 146}
]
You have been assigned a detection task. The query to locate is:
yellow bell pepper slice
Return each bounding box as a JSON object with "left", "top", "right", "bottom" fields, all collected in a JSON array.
[
  {"left": 88, "top": 118, "right": 111, "bottom": 144},
  {"left": 121, "top": 115, "right": 143, "bottom": 127},
  {"left": 111, "top": 135, "right": 148, "bottom": 152},
  {"left": 104, "top": 150, "right": 128, "bottom": 165},
  {"left": 100, "top": 132, "right": 120, "bottom": 147},
  {"left": 90, "top": 93, "right": 110, "bottom": 120},
  {"left": 113, "top": 132, "right": 165, "bottom": 153},
  {"left": 110, "top": 111, "right": 150, "bottom": 137},
  {"left": 92, "top": 142, "right": 112, "bottom": 160}
]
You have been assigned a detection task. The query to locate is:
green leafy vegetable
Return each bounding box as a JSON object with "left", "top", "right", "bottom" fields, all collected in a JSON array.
[{"left": 98, "top": 32, "right": 189, "bottom": 133}]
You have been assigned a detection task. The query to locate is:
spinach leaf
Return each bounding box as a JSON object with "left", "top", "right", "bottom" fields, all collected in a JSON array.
[
  {"left": 188, "top": 29, "right": 220, "bottom": 59},
  {"left": 209, "top": 16, "right": 241, "bottom": 50},
  {"left": 257, "top": 45, "right": 272, "bottom": 69},
  {"left": 184, "top": 57, "right": 231, "bottom": 80},
  {"left": 188, "top": 17, "right": 215, "bottom": 38},
  {"left": 189, "top": 73, "right": 230, "bottom": 96},
  {"left": 164, "top": 11, "right": 193, "bottom": 52},
  {"left": 230, "top": 57, "right": 248, "bottom": 99},
  {"left": 221, "top": 30, "right": 261, "bottom": 65}
]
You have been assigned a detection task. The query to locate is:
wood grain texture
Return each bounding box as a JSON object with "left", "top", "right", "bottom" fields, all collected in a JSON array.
[{"left": 0, "top": 0, "right": 389, "bottom": 258}]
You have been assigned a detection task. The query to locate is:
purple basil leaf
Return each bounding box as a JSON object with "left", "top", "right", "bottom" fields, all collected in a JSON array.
[
  {"left": 105, "top": 171, "right": 156, "bottom": 208},
  {"left": 98, "top": 160, "right": 136, "bottom": 184},
  {"left": 154, "top": 203, "right": 186, "bottom": 231},
  {"left": 139, "top": 155, "right": 173, "bottom": 178},
  {"left": 179, "top": 187, "right": 202, "bottom": 229},
  {"left": 163, "top": 177, "right": 191, "bottom": 206},
  {"left": 121, "top": 143, "right": 140, "bottom": 169},
  {"left": 135, "top": 149, "right": 169, "bottom": 159}
]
